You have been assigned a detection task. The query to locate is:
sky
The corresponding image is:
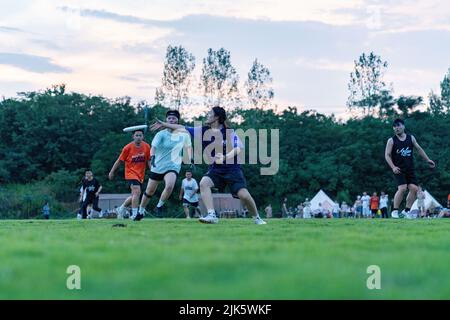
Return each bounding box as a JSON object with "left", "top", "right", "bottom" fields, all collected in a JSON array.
[{"left": 0, "top": 0, "right": 449, "bottom": 118}]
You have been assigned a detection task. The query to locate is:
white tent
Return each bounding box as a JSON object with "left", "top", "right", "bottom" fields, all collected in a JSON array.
[
  {"left": 310, "top": 189, "right": 338, "bottom": 212},
  {"left": 411, "top": 190, "right": 443, "bottom": 211}
]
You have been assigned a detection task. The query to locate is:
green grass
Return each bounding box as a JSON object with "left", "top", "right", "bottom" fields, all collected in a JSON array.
[{"left": 0, "top": 218, "right": 449, "bottom": 299}]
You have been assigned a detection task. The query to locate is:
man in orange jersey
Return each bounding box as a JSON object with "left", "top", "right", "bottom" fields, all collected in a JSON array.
[{"left": 108, "top": 129, "right": 151, "bottom": 220}]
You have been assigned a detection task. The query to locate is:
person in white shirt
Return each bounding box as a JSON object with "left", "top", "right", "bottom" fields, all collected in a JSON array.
[
  {"left": 303, "top": 198, "right": 312, "bottom": 219},
  {"left": 379, "top": 191, "right": 389, "bottom": 218},
  {"left": 361, "top": 192, "right": 371, "bottom": 218},
  {"left": 179, "top": 170, "right": 200, "bottom": 218}
]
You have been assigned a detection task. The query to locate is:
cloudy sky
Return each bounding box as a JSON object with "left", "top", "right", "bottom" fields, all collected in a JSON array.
[{"left": 1, "top": 0, "right": 449, "bottom": 117}]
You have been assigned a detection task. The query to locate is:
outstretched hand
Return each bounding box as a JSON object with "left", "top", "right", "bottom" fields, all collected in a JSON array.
[
  {"left": 150, "top": 119, "right": 164, "bottom": 132},
  {"left": 428, "top": 159, "right": 436, "bottom": 168}
]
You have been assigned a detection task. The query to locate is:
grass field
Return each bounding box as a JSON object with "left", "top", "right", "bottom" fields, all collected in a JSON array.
[{"left": 0, "top": 218, "right": 449, "bottom": 299}]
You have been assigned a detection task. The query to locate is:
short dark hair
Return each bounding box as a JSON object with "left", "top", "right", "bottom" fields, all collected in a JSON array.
[
  {"left": 185, "top": 170, "right": 192, "bottom": 174},
  {"left": 393, "top": 118, "right": 405, "bottom": 126},
  {"left": 166, "top": 109, "right": 180, "bottom": 120},
  {"left": 133, "top": 129, "right": 144, "bottom": 135}
]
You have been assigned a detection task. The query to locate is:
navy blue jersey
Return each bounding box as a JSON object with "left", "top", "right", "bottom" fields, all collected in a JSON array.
[{"left": 186, "top": 126, "right": 243, "bottom": 173}]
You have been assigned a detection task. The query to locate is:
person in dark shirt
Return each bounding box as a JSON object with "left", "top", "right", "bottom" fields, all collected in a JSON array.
[
  {"left": 80, "top": 170, "right": 103, "bottom": 219},
  {"left": 385, "top": 118, "right": 435, "bottom": 219},
  {"left": 150, "top": 106, "right": 266, "bottom": 225}
]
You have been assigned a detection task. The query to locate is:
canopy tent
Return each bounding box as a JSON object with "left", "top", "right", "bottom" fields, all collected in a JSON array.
[
  {"left": 310, "top": 189, "right": 338, "bottom": 212},
  {"left": 411, "top": 190, "right": 443, "bottom": 211}
]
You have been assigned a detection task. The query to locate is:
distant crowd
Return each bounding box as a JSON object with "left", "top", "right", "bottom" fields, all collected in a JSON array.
[{"left": 263, "top": 189, "right": 450, "bottom": 219}]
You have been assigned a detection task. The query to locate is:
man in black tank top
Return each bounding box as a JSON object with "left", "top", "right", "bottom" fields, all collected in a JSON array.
[{"left": 385, "top": 119, "right": 435, "bottom": 218}]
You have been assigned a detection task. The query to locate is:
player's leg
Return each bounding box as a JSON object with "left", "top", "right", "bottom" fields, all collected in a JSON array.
[
  {"left": 229, "top": 169, "right": 266, "bottom": 225},
  {"left": 156, "top": 172, "right": 177, "bottom": 211},
  {"left": 130, "top": 184, "right": 142, "bottom": 219},
  {"left": 139, "top": 179, "right": 160, "bottom": 214},
  {"left": 92, "top": 196, "right": 102, "bottom": 213},
  {"left": 80, "top": 198, "right": 90, "bottom": 219},
  {"left": 405, "top": 183, "right": 418, "bottom": 214},
  {"left": 182, "top": 200, "right": 191, "bottom": 218},
  {"left": 392, "top": 184, "right": 407, "bottom": 218},
  {"left": 198, "top": 176, "right": 218, "bottom": 223},
  {"left": 199, "top": 176, "right": 214, "bottom": 211}
]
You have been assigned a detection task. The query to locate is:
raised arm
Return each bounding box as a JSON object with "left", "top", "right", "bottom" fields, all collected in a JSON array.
[
  {"left": 411, "top": 135, "right": 435, "bottom": 168},
  {"left": 150, "top": 118, "right": 187, "bottom": 132},
  {"left": 385, "top": 138, "right": 401, "bottom": 174}
]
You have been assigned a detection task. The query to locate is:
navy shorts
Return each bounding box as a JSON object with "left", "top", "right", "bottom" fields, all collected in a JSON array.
[
  {"left": 182, "top": 198, "right": 199, "bottom": 207},
  {"left": 205, "top": 168, "right": 247, "bottom": 198},
  {"left": 149, "top": 170, "right": 179, "bottom": 181},
  {"left": 394, "top": 170, "right": 417, "bottom": 186},
  {"left": 127, "top": 179, "right": 142, "bottom": 188}
]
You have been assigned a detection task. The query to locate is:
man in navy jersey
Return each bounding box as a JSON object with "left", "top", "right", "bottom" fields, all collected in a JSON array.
[
  {"left": 151, "top": 106, "right": 267, "bottom": 225},
  {"left": 385, "top": 118, "right": 435, "bottom": 218}
]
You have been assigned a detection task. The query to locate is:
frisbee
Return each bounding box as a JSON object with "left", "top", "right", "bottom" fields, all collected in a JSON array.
[{"left": 122, "top": 124, "right": 148, "bottom": 133}]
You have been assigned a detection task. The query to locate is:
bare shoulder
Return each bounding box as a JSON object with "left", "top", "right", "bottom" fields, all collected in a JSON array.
[{"left": 386, "top": 137, "right": 393, "bottom": 145}]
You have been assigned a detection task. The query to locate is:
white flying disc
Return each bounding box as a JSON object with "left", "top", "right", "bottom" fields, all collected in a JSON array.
[{"left": 122, "top": 124, "right": 148, "bottom": 133}]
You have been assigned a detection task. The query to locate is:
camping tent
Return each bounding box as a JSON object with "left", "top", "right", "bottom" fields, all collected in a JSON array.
[
  {"left": 411, "top": 190, "right": 443, "bottom": 211},
  {"left": 310, "top": 189, "right": 338, "bottom": 212}
]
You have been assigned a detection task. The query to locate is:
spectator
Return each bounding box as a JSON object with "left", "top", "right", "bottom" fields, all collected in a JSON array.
[
  {"left": 417, "top": 186, "right": 426, "bottom": 218},
  {"left": 281, "top": 197, "right": 288, "bottom": 218},
  {"left": 370, "top": 192, "right": 379, "bottom": 218},
  {"left": 332, "top": 202, "right": 340, "bottom": 218},
  {"left": 379, "top": 191, "right": 389, "bottom": 218},
  {"left": 354, "top": 195, "right": 362, "bottom": 218},
  {"left": 303, "top": 198, "right": 312, "bottom": 219},
  {"left": 42, "top": 201, "right": 50, "bottom": 219},
  {"left": 315, "top": 203, "right": 324, "bottom": 219},
  {"left": 265, "top": 204, "right": 273, "bottom": 219},
  {"left": 361, "top": 192, "right": 371, "bottom": 218},
  {"left": 340, "top": 202, "right": 349, "bottom": 218},
  {"left": 296, "top": 203, "right": 304, "bottom": 219}
]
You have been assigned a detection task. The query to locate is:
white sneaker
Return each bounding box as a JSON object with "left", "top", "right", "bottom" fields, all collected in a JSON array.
[
  {"left": 399, "top": 210, "right": 406, "bottom": 218},
  {"left": 117, "top": 206, "right": 127, "bottom": 219},
  {"left": 391, "top": 210, "right": 399, "bottom": 219},
  {"left": 199, "top": 212, "right": 219, "bottom": 224},
  {"left": 77, "top": 213, "right": 82, "bottom": 220},
  {"left": 254, "top": 216, "right": 267, "bottom": 225}
]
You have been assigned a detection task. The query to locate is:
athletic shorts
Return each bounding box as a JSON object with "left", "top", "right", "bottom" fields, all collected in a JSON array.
[
  {"left": 182, "top": 198, "right": 199, "bottom": 207},
  {"left": 127, "top": 179, "right": 142, "bottom": 188},
  {"left": 205, "top": 168, "right": 247, "bottom": 198},
  {"left": 394, "top": 170, "right": 418, "bottom": 186},
  {"left": 149, "top": 170, "right": 179, "bottom": 181}
]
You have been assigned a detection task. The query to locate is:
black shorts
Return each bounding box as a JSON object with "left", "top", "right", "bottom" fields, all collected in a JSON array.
[
  {"left": 149, "top": 170, "right": 179, "bottom": 181},
  {"left": 182, "top": 198, "right": 199, "bottom": 207},
  {"left": 205, "top": 169, "right": 247, "bottom": 198},
  {"left": 127, "top": 179, "right": 142, "bottom": 188},
  {"left": 394, "top": 171, "right": 418, "bottom": 186}
]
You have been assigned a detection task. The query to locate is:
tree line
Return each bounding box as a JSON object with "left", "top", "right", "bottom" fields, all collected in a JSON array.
[
  {"left": 1, "top": 46, "right": 449, "bottom": 217},
  {"left": 0, "top": 86, "right": 449, "bottom": 218}
]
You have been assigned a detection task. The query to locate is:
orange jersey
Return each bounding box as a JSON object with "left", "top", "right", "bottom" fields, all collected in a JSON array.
[
  {"left": 370, "top": 196, "right": 379, "bottom": 210},
  {"left": 119, "top": 142, "right": 151, "bottom": 183}
]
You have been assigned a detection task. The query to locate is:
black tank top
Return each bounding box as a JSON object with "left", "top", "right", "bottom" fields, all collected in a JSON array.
[{"left": 391, "top": 134, "right": 414, "bottom": 171}]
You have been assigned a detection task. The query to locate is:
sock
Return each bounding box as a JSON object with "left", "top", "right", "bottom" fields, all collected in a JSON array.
[
  {"left": 139, "top": 206, "right": 145, "bottom": 214},
  {"left": 405, "top": 208, "right": 410, "bottom": 212},
  {"left": 393, "top": 208, "right": 399, "bottom": 211},
  {"left": 157, "top": 200, "right": 165, "bottom": 208},
  {"left": 132, "top": 208, "right": 138, "bottom": 217},
  {"left": 207, "top": 209, "right": 216, "bottom": 216}
]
